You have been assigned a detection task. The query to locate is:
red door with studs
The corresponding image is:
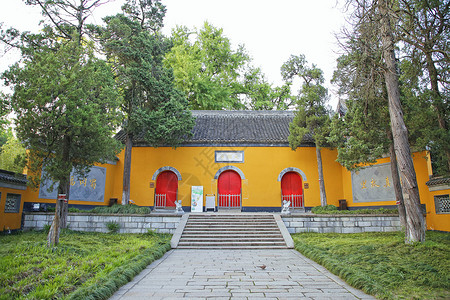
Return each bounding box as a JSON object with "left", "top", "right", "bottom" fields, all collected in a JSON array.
[
  {"left": 218, "top": 170, "right": 241, "bottom": 208},
  {"left": 155, "top": 171, "right": 178, "bottom": 207},
  {"left": 281, "top": 172, "right": 303, "bottom": 208}
]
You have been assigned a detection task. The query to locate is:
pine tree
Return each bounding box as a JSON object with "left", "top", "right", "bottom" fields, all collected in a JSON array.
[
  {"left": 283, "top": 54, "right": 330, "bottom": 207},
  {"left": 98, "top": 0, "right": 194, "bottom": 205}
]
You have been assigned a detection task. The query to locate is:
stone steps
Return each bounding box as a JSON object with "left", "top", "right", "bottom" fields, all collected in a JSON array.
[{"left": 175, "top": 214, "right": 291, "bottom": 249}]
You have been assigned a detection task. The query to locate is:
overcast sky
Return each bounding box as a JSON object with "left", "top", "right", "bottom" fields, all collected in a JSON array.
[{"left": 0, "top": 0, "right": 348, "bottom": 107}]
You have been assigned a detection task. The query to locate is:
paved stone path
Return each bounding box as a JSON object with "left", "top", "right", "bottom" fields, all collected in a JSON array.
[{"left": 110, "top": 249, "right": 375, "bottom": 300}]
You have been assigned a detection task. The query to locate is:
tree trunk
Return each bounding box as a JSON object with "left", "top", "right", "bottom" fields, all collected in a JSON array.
[
  {"left": 389, "top": 138, "right": 407, "bottom": 229},
  {"left": 47, "top": 135, "right": 71, "bottom": 247},
  {"left": 59, "top": 175, "right": 70, "bottom": 229},
  {"left": 122, "top": 132, "right": 133, "bottom": 205},
  {"left": 379, "top": 0, "right": 425, "bottom": 243},
  {"left": 316, "top": 145, "right": 327, "bottom": 207}
]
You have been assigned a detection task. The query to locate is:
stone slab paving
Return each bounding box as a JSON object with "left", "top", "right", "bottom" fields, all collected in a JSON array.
[{"left": 110, "top": 249, "right": 375, "bottom": 300}]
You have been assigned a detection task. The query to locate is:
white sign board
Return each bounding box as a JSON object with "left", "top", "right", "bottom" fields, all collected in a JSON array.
[
  {"left": 215, "top": 151, "right": 244, "bottom": 163},
  {"left": 191, "top": 186, "right": 204, "bottom": 213}
]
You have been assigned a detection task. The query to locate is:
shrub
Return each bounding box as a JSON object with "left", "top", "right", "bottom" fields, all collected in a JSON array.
[
  {"left": 43, "top": 224, "right": 51, "bottom": 233},
  {"left": 311, "top": 205, "right": 398, "bottom": 215},
  {"left": 91, "top": 204, "right": 151, "bottom": 215},
  {"left": 68, "top": 207, "right": 82, "bottom": 213},
  {"left": 106, "top": 222, "right": 120, "bottom": 233},
  {"left": 311, "top": 205, "right": 338, "bottom": 214}
]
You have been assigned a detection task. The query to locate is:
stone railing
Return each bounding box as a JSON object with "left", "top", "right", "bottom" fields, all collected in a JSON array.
[
  {"left": 23, "top": 212, "right": 182, "bottom": 234},
  {"left": 281, "top": 214, "right": 401, "bottom": 233}
]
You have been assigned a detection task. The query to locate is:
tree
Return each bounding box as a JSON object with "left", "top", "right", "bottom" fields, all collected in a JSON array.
[
  {"left": 25, "top": 0, "right": 112, "bottom": 43},
  {"left": 396, "top": 0, "right": 450, "bottom": 174},
  {"left": 342, "top": 0, "right": 426, "bottom": 242},
  {"left": 379, "top": 0, "right": 426, "bottom": 243},
  {"left": 284, "top": 54, "right": 330, "bottom": 207},
  {"left": 3, "top": 38, "right": 122, "bottom": 247},
  {"left": 0, "top": 134, "right": 27, "bottom": 173},
  {"left": 98, "top": 0, "right": 195, "bottom": 205},
  {"left": 0, "top": 0, "right": 120, "bottom": 234},
  {"left": 164, "top": 22, "right": 248, "bottom": 110},
  {"left": 329, "top": 26, "right": 408, "bottom": 228},
  {"left": 243, "top": 68, "right": 296, "bottom": 110},
  {"left": 1, "top": 1, "right": 111, "bottom": 55},
  {"left": 164, "top": 22, "right": 295, "bottom": 110}
]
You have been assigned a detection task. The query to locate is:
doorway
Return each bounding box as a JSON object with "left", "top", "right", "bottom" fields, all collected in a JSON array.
[
  {"left": 281, "top": 171, "right": 303, "bottom": 208},
  {"left": 155, "top": 171, "right": 178, "bottom": 208},
  {"left": 217, "top": 170, "right": 242, "bottom": 209}
]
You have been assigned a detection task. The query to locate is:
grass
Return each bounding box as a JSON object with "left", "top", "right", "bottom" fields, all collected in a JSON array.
[
  {"left": 292, "top": 231, "right": 450, "bottom": 299},
  {"left": 311, "top": 204, "right": 398, "bottom": 215},
  {"left": 0, "top": 230, "right": 171, "bottom": 299}
]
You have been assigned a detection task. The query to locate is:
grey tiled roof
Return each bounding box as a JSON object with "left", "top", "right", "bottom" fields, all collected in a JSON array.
[
  {"left": 0, "top": 169, "right": 27, "bottom": 186},
  {"left": 426, "top": 177, "right": 450, "bottom": 186},
  {"left": 116, "top": 110, "right": 315, "bottom": 146}
]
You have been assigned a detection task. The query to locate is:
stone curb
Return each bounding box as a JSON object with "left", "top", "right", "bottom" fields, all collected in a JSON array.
[
  {"left": 274, "top": 214, "right": 294, "bottom": 248},
  {"left": 170, "top": 214, "right": 189, "bottom": 248}
]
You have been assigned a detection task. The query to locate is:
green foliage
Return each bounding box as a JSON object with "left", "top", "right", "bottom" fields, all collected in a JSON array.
[
  {"left": 43, "top": 224, "right": 51, "bottom": 234},
  {"left": 90, "top": 204, "right": 151, "bottom": 215},
  {"left": 165, "top": 22, "right": 294, "bottom": 110},
  {"left": 328, "top": 32, "right": 391, "bottom": 171},
  {"left": 2, "top": 37, "right": 122, "bottom": 189},
  {"left": 311, "top": 205, "right": 398, "bottom": 215},
  {"left": 0, "top": 134, "right": 26, "bottom": 173},
  {"left": 331, "top": 0, "right": 449, "bottom": 175},
  {"left": 283, "top": 54, "right": 331, "bottom": 149},
  {"left": 0, "top": 230, "right": 171, "bottom": 300},
  {"left": 100, "top": 3, "right": 194, "bottom": 148},
  {"left": 396, "top": 0, "right": 449, "bottom": 175},
  {"left": 292, "top": 231, "right": 450, "bottom": 299},
  {"left": 164, "top": 22, "right": 248, "bottom": 110},
  {"left": 311, "top": 205, "right": 338, "bottom": 213},
  {"left": 106, "top": 222, "right": 120, "bottom": 234}
]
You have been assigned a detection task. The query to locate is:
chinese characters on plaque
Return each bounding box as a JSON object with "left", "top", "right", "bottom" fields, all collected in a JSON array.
[
  {"left": 351, "top": 163, "right": 396, "bottom": 203},
  {"left": 38, "top": 166, "right": 106, "bottom": 202}
]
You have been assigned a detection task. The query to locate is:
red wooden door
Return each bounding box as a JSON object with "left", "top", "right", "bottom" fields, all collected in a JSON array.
[
  {"left": 281, "top": 172, "right": 303, "bottom": 207},
  {"left": 218, "top": 170, "right": 241, "bottom": 207},
  {"left": 155, "top": 171, "right": 178, "bottom": 207}
]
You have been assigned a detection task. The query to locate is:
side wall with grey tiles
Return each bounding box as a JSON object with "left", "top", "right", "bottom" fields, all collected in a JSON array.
[
  {"left": 281, "top": 215, "right": 401, "bottom": 233},
  {"left": 23, "top": 213, "right": 182, "bottom": 234}
]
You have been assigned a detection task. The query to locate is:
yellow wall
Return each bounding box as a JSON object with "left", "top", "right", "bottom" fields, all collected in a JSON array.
[
  {"left": 110, "top": 146, "right": 344, "bottom": 209},
  {"left": 0, "top": 187, "right": 26, "bottom": 231},
  {"left": 19, "top": 147, "right": 435, "bottom": 213},
  {"left": 424, "top": 188, "right": 450, "bottom": 232},
  {"left": 19, "top": 145, "right": 448, "bottom": 232}
]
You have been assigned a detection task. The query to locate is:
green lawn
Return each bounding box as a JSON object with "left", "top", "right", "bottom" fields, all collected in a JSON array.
[
  {"left": 0, "top": 230, "right": 171, "bottom": 300},
  {"left": 292, "top": 231, "right": 450, "bottom": 299}
]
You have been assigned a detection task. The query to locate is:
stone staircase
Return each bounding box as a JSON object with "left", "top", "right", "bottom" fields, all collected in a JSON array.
[{"left": 172, "top": 214, "right": 293, "bottom": 249}]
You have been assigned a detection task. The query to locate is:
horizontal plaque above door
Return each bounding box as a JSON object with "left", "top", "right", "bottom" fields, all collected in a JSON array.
[{"left": 215, "top": 151, "right": 244, "bottom": 163}]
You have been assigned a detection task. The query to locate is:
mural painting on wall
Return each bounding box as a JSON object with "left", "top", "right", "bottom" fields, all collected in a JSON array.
[
  {"left": 38, "top": 166, "right": 106, "bottom": 202},
  {"left": 351, "top": 163, "right": 395, "bottom": 202}
]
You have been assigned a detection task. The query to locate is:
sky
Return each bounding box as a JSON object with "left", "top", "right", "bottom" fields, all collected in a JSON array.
[{"left": 0, "top": 0, "right": 348, "bottom": 108}]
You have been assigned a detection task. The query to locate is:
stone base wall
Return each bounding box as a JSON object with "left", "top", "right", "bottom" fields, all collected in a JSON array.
[
  {"left": 281, "top": 214, "right": 401, "bottom": 233},
  {"left": 23, "top": 213, "right": 182, "bottom": 234},
  {"left": 23, "top": 213, "right": 401, "bottom": 235}
]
